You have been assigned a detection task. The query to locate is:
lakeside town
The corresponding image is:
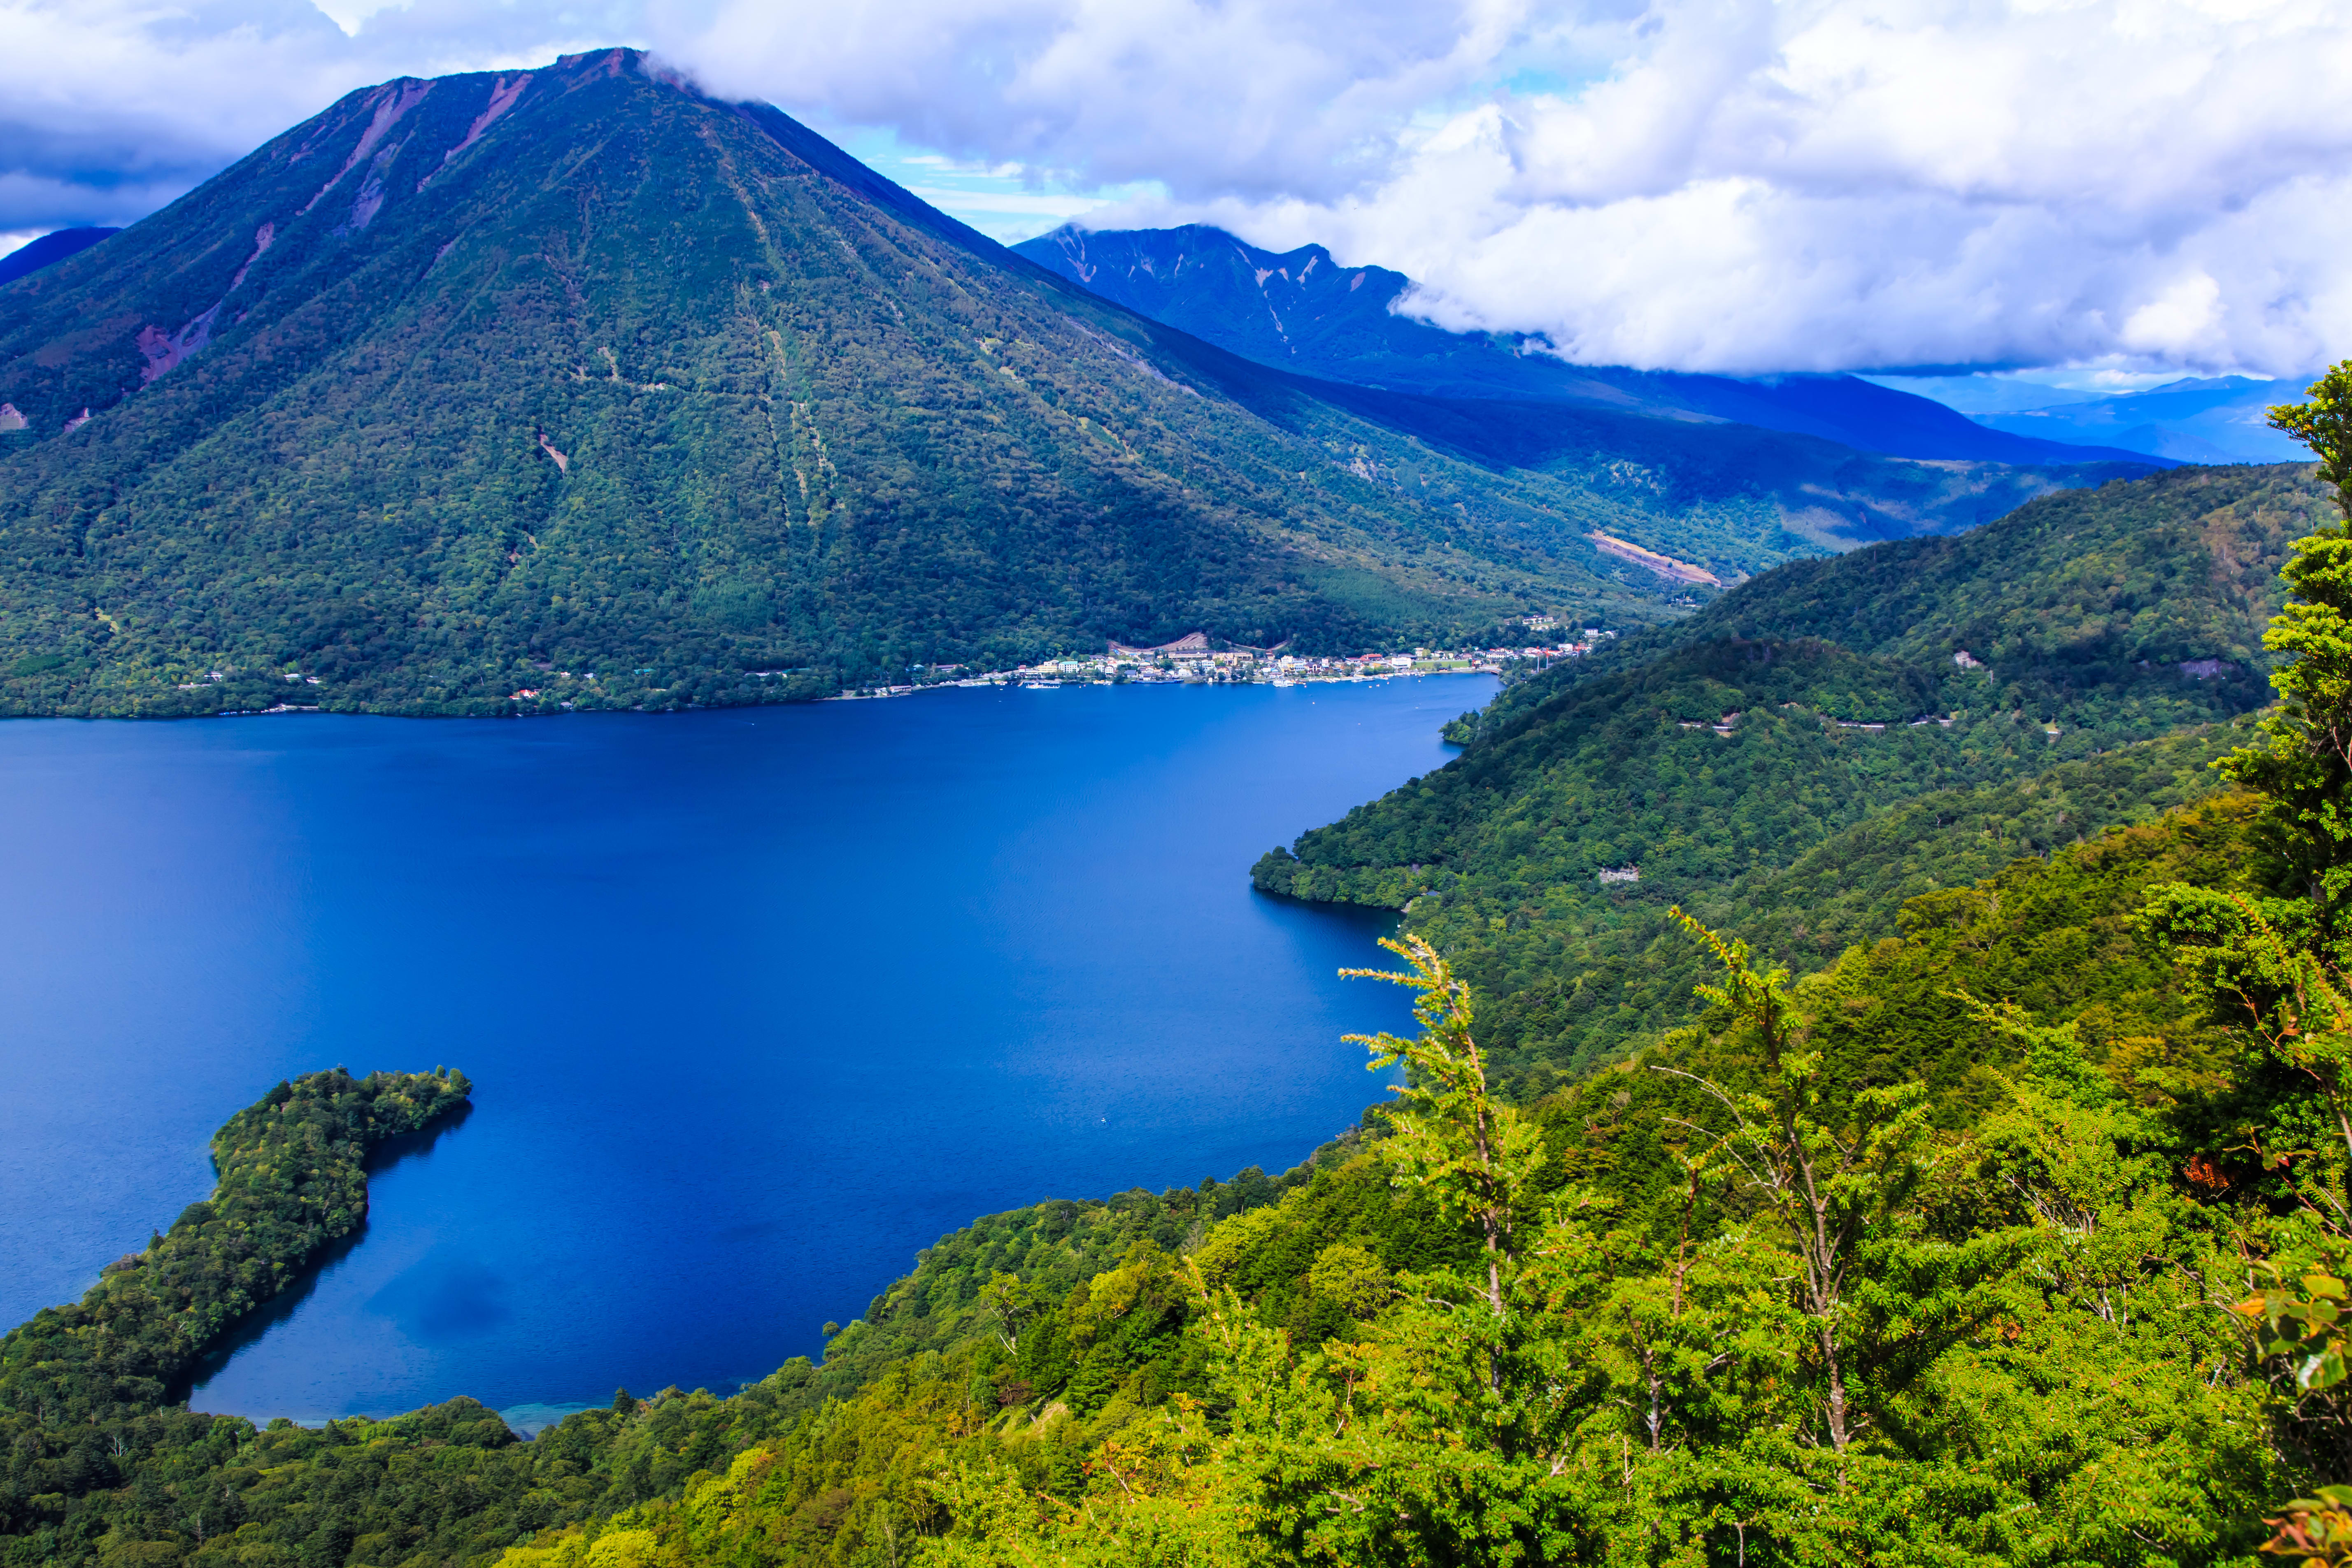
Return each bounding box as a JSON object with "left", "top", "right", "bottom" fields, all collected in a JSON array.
[{"left": 824, "top": 621, "right": 1615, "bottom": 699}]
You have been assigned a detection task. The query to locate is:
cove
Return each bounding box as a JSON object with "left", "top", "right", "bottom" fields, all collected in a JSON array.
[{"left": 0, "top": 676, "right": 1493, "bottom": 1422}]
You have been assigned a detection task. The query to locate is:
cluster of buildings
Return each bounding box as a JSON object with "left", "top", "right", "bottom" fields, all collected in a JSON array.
[{"left": 823, "top": 626, "right": 1611, "bottom": 698}]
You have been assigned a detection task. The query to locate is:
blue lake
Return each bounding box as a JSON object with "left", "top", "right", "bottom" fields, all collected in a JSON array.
[{"left": 0, "top": 676, "right": 1491, "bottom": 1423}]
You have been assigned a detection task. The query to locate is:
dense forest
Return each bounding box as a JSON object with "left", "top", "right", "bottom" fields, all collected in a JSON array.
[
  {"left": 1450, "top": 461, "right": 2312, "bottom": 745},
  {"left": 1257, "top": 461, "right": 2321, "bottom": 1086},
  {"left": 0, "top": 391, "right": 2345, "bottom": 1565},
  {"left": 0, "top": 52, "right": 2146, "bottom": 718},
  {"left": 484, "top": 376, "right": 2352, "bottom": 1562}
]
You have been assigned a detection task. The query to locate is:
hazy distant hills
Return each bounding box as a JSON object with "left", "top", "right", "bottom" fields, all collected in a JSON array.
[
  {"left": 1970, "top": 375, "right": 2304, "bottom": 463},
  {"left": 0, "top": 50, "right": 1753, "bottom": 716},
  {"left": 1014, "top": 223, "right": 2161, "bottom": 468}
]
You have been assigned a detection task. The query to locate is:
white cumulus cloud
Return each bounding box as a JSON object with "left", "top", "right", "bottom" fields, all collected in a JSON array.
[
  {"left": 5, "top": 0, "right": 2349, "bottom": 376},
  {"left": 1054, "top": 0, "right": 2352, "bottom": 374}
]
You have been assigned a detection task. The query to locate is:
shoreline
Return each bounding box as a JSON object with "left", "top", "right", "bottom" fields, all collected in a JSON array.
[{"left": 817, "top": 665, "right": 1509, "bottom": 700}]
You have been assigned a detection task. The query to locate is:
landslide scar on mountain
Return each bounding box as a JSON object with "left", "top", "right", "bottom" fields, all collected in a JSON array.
[
  {"left": 427, "top": 72, "right": 533, "bottom": 184},
  {"left": 137, "top": 307, "right": 220, "bottom": 383},
  {"left": 300, "top": 79, "right": 433, "bottom": 216},
  {"left": 229, "top": 222, "right": 274, "bottom": 287},
  {"left": 1585, "top": 529, "right": 1723, "bottom": 586}
]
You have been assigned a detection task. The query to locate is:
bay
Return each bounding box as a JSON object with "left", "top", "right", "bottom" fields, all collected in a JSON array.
[{"left": 0, "top": 676, "right": 1491, "bottom": 1422}]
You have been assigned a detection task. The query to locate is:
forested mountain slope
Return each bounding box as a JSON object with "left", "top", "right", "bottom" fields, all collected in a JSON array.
[
  {"left": 5, "top": 421, "right": 2350, "bottom": 1566},
  {"left": 0, "top": 52, "right": 1704, "bottom": 718},
  {"left": 1015, "top": 222, "right": 2161, "bottom": 467},
  {"left": 1254, "top": 462, "right": 2319, "bottom": 1085},
  {"left": 1467, "top": 461, "right": 2316, "bottom": 739},
  {"left": 1258, "top": 378, "right": 2156, "bottom": 578}
]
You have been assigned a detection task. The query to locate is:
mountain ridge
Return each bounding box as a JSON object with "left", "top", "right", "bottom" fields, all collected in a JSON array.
[
  {"left": 0, "top": 228, "right": 119, "bottom": 289},
  {"left": 0, "top": 51, "right": 1715, "bottom": 716},
  {"left": 1253, "top": 460, "right": 2321, "bottom": 1079},
  {"left": 1971, "top": 374, "right": 2306, "bottom": 462},
  {"left": 1014, "top": 221, "right": 2166, "bottom": 467}
]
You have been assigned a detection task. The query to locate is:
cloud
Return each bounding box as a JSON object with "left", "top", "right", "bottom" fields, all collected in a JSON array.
[
  {"left": 0, "top": 0, "right": 619, "bottom": 230},
  {"left": 647, "top": 0, "right": 1534, "bottom": 203},
  {"left": 649, "top": 0, "right": 2352, "bottom": 375},
  {"left": 1385, "top": 0, "right": 2352, "bottom": 375},
  {"left": 5, "top": 0, "right": 2349, "bottom": 376},
  {"left": 1056, "top": 0, "right": 2352, "bottom": 375}
]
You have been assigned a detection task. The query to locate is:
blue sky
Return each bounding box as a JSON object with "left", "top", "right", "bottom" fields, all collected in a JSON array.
[{"left": 812, "top": 128, "right": 1160, "bottom": 247}]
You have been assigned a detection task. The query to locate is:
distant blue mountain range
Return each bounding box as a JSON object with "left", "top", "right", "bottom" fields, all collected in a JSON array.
[
  {"left": 0, "top": 228, "right": 118, "bottom": 290},
  {"left": 1013, "top": 223, "right": 2164, "bottom": 468}
]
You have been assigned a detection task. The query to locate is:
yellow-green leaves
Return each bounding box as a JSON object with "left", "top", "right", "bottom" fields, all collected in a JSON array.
[
  {"left": 2262, "top": 1483, "right": 2352, "bottom": 1566},
  {"left": 2240, "top": 1266, "right": 2352, "bottom": 1394},
  {"left": 2271, "top": 363, "right": 2352, "bottom": 522},
  {"left": 2233, "top": 363, "right": 2352, "bottom": 964},
  {"left": 1342, "top": 934, "right": 1543, "bottom": 1313}
]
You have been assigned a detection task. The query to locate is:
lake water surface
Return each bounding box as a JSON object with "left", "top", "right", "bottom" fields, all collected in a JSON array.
[{"left": 0, "top": 676, "right": 1491, "bottom": 1423}]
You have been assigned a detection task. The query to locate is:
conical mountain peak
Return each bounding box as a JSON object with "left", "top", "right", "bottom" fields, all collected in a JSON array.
[{"left": 0, "top": 56, "right": 1660, "bottom": 714}]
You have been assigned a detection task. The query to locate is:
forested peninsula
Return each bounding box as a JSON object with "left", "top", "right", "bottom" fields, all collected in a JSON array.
[{"left": 5, "top": 389, "right": 2352, "bottom": 1566}]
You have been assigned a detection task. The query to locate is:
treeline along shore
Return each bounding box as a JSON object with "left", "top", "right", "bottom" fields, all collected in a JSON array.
[{"left": 5, "top": 411, "right": 2352, "bottom": 1567}]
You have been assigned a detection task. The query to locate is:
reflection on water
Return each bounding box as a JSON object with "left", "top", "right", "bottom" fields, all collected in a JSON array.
[
  {"left": 369, "top": 1252, "right": 513, "bottom": 1340},
  {"left": 177, "top": 1103, "right": 473, "bottom": 1399}
]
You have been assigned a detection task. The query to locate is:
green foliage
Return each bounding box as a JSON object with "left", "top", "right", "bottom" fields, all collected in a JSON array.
[
  {"left": 0, "top": 1068, "right": 470, "bottom": 1552},
  {"left": 1466, "top": 460, "right": 2321, "bottom": 743},
  {"left": 0, "top": 53, "right": 1787, "bottom": 719},
  {"left": 1340, "top": 934, "right": 1541, "bottom": 1317},
  {"left": 2215, "top": 365, "right": 2352, "bottom": 966},
  {"left": 1663, "top": 909, "right": 1936, "bottom": 1464},
  {"left": 1258, "top": 461, "right": 2311, "bottom": 1086},
  {"left": 2271, "top": 365, "right": 2352, "bottom": 521}
]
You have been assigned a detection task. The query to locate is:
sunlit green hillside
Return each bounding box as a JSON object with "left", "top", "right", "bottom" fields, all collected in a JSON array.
[{"left": 1255, "top": 462, "right": 2320, "bottom": 1085}]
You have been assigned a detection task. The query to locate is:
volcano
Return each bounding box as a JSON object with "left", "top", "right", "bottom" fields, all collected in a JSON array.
[
  {"left": 0, "top": 51, "right": 1683, "bottom": 714},
  {"left": 0, "top": 51, "right": 2148, "bottom": 715}
]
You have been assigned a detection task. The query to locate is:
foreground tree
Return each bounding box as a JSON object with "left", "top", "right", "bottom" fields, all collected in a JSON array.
[
  {"left": 2144, "top": 361, "right": 2352, "bottom": 1563},
  {"left": 2222, "top": 366, "right": 2352, "bottom": 964}
]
